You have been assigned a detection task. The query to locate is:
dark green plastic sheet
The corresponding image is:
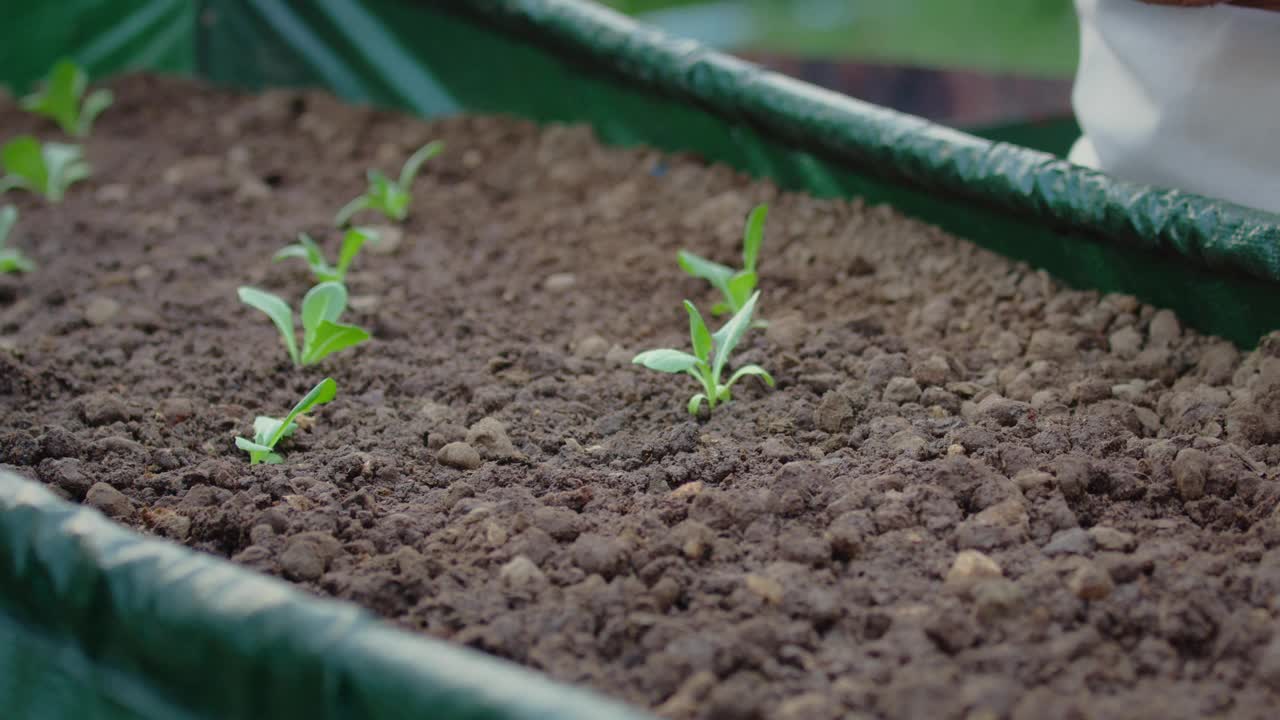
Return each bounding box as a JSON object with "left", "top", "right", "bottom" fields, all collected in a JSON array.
[
  {"left": 2, "top": 1, "right": 1280, "bottom": 719},
  {"left": 0, "top": 471, "right": 655, "bottom": 720}
]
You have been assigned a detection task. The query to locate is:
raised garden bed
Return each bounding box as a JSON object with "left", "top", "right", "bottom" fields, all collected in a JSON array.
[{"left": 3, "top": 75, "right": 1280, "bottom": 719}]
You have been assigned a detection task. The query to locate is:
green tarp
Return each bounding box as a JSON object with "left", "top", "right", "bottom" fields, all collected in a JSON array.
[{"left": 1, "top": 1, "right": 1279, "bottom": 718}]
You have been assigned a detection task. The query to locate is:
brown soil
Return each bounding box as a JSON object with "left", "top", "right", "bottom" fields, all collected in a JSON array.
[{"left": 3, "top": 76, "right": 1280, "bottom": 720}]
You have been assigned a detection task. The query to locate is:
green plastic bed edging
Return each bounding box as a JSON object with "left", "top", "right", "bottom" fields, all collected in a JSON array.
[{"left": 0, "top": 471, "right": 657, "bottom": 720}]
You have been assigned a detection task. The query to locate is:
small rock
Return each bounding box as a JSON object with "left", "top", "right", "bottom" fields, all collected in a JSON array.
[
  {"left": 363, "top": 225, "right": 403, "bottom": 255},
  {"left": 543, "top": 272, "right": 576, "bottom": 292},
  {"left": 1109, "top": 326, "right": 1143, "bottom": 359},
  {"left": 1147, "top": 310, "right": 1181, "bottom": 348},
  {"left": 826, "top": 511, "right": 867, "bottom": 561},
  {"left": 1067, "top": 561, "right": 1114, "bottom": 600},
  {"left": 96, "top": 183, "right": 131, "bottom": 204},
  {"left": 278, "top": 531, "right": 343, "bottom": 581},
  {"left": 889, "top": 429, "right": 927, "bottom": 456},
  {"left": 464, "top": 417, "right": 517, "bottom": 461},
  {"left": 604, "top": 344, "right": 632, "bottom": 368},
  {"left": 1042, "top": 527, "right": 1095, "bottom": 556},
  {"left": 85, "top": 482, "right": 134, "bottom": 519},
  {"left": 911, "top": 355, "right": 951, "bottom": 386},
  {"left": 883, "top": 376, "right": 922, "bottom": 404},
  {"left": 1258, "top": 635, "right": 1280, "bottom": 691},
  {"left": 816, "top": 391, "right": 855, "bottom": 433},
  {"left": 158, "top": 397, "right": 195, "bottom": 424},
  {"left": 775, "top": 693, "right": 842, "bottom": 720},
  {"left": 955, "top": 497, "right": 1029, "bottom": 550},
  {"left": 531, "top": 506, "right": 581, "bottom": 541},
  {"left": 1088, "top": 526, "right": 1136, "bottom": 552},
  {"left": 745, "top": 573, "right": 784, "bottom": 604},
  {"left": 437, "top": 441, "right": 482, "bottom": 470},
  {"left": 39, "top": 458, "right": 92, "bottom": 498},
  {"left": 348, "top": 294, "right": 380, "bottom": 313},
  {"left": 973, "top": 578, "right": 1024, "bottom": 624},
  {"left": 84, "top": 296, "right": 122, "bottom": 326},
  {"left": 499, "top": 555, "right": 547, "bottom": 590},
  {"left": 1014, "top": 469, "right": 1052, "bottom": 492},
  {"left": 945, "top": 550, "right": 1003, "bottom": 596},
  {"left": 1172, "top": 448, "right": 1209, "bottom": 501},
  {"left": 572, "top": 334, "right": 609, "bottom": 360},
  {"left": 570, "top": 533, "right": 626, "bottom": 578},
  {"left": 976, "top": 394, "right": 1030, "bottom": 427},
  {"left": 765, "top": 314, "right": 807, "bottom": 350},
  {"left": 148, "top": 508, "right": 191, "bottom": 540}
]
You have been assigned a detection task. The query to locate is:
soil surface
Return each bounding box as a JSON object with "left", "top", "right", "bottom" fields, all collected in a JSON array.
[{"left": 3, "top": 76, "right": 1280, "bottom": 720}]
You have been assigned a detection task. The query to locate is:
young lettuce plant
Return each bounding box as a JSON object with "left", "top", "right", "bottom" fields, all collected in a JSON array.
[
  {"left": 633, "top": 291, "right": 774, "bottom": 415},
  {"left": 334, "top": 140, "right": 444, "bottom": 227},
  {"left": 238, "top": 282, "right": 370, "bottom": 367},
  {"left": 677, "top": 204, "right": 768, "bottom": 317},
  {"left": 20, "top": 59, "right": 114, "bottom": 137},
  {"left": 273, "top": 227, "right": 374, "bottom": 283},
  {"left": 0, "top": 136, "right": 91, "bottom": 202},
  {"left": 236, "top": 377, "right": 337, "bottom": 464},
  {"left": 0, "top": 206, "right": 35, "bottom": 274}
]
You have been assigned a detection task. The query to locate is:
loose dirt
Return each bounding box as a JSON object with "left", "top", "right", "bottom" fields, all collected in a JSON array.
[{"left": 2, "top": 76, "right": 1279, "bottom": 720}]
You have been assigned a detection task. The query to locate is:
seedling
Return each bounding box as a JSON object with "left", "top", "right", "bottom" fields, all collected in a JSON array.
[
  {"left": 334, "top": 140, "right": 444, "bottom": 227},
  {"left": 238, "top": 281, "right": 370, "bottom": 367},
  {"left": 274, "top": 227, "right": 374, "bottom": 283},
  {"left": 0, "top": 206, "right": 34, "bottom": 273},
  {"left": 20, "top": 59, "right": 114, "bottom": 137},
  {"left": 0, "top": 136, "right": 91, "bottom": 202},
  {"left": 235, "top": 377, "right": 337, "bottom": 464},
  {"left": 633, "top": 291, "right": 774, "bottom": 415},
  {"left": 677, "top": 204, "right": 768, "bottom": 317}
]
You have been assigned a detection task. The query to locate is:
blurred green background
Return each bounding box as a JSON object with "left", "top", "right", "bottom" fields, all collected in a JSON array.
[{"left": 600, "top": 0, "right": 1080, "bottom": 77}]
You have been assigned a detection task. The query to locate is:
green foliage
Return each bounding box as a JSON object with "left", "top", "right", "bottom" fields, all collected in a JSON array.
[
  {"left": 633, "top": 291, "right": 773, "bottom": 415},
  {"left": 235, "top": 377, "right": 338, "bottom": 464},
  {"left": 334, "top": 140, "right": 444, "bottom": 227},
  {"left": 0, "top": 206, "right": 34, "bottom": 273},
  {"left": 274, "top": 227, "right": 373, "bottom": 283},
  {"left": 0, "top": 136, "right": 91, "bottom": 202},
  {"left": 20, "top": 59, "right": 114, "bottom": 137},
  {"left": 238, "top": 282, "right": 370, "bottom": 367},
  {"left": 678, "top": 203, "right": 767, "bottom": 317}
]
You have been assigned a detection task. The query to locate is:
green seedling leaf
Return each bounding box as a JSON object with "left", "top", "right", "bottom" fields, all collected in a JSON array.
[
  {"left": 300, "top": 281, "right": 348, "bottom": 350},
  {"left": 634, "top": 294, "right": 772, "bottom": 416},
  {"left": 302, "top": 320, "right": 371, "bottom": 366},
  {"left": 676, "top": 203, "right": 768, "bottom": 317},
  {"left": 20, "top": 59, "right": 114, "bottom": 137},
  {"left": 0, "top": 205, "right": 34, "bottom": 273},
  {"left": 685, "top": 300, "right": 713, "bottom": 364},
  {"left": 710, "top": 291, "right": 760, "bottom": 383},
  {"left": 238, "top": 286, "right": 300, "bottom": 366},
  {"left": 632, "top": 348, "right": 701, "bottom": 374},
  {"left": 399, "top": 140, "right": 445, "bottom": 189},
  {"left": 742, "top": 204, "right": 768, "bottom": 273},
  {"left": 0, "top": 136, "right": 91, "bottom": 202},
  {"left": 235, "top": 377, "right": 338, "bottom": 464},
  {"left": 335, "top": 228, "right": 372, "bottom": 278},
  {"left": 239, "top": 282, "right": 369, "bottom": 367},
  {"left": 335, "top": 140, "right": 444, "bottom": 227}
]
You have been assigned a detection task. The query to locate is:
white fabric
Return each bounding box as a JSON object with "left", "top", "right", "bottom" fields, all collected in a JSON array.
[{"left": 1070, "top": 0, "right": 1280, "bottom": 213}]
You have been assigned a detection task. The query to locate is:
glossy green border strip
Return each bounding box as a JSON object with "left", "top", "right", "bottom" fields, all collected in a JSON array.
[
  {"left": 0, "top": 0, "right": 195, "bottom": 90},
  {"left": 0, "top": 471, "right": 657, "bottom": 720}
]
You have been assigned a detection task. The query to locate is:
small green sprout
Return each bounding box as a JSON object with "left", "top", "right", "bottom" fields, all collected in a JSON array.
[
  {"left": 238, "top": 282, "right": 370, "bottom": 367},
  {"left": 677, "top": 203, "right": 768, "bottom": 317},
  {"left": 236, "top": 377, "right": 338, "bottom": 464},
  {"left": 633, "top": 291, "right": 774, "bottom": 415},
  {"left": 334, "top": 140, "right": 444, "bottom": 227},
  {"left": 273, "top": 227, "right": 374, "bottom": 283},
  {"left": 0, "top": 206, "right": 35, "bottom": 274},
  {"left": 20, "top": 59, "right": 114, "bottom": 137},
  {"left": 0, "top": 136, "right": 91, "bottom": 202}
]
